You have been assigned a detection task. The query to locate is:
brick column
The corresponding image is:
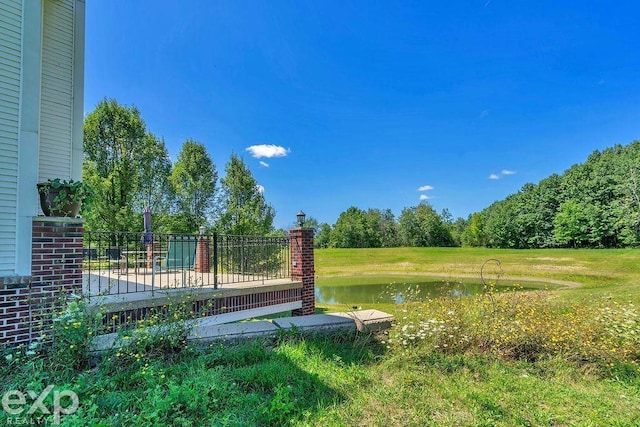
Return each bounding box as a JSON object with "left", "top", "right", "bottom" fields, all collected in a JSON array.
[
  {"left": 290, "top": 227, "right": 315, "bottom": 316},
  {"left": 0, "top": 217, "right": 84, "bottom": 345},
  {"left": 146, "top": 242, "right": 159, "bottom": 268},
  {"left": 194, "top": 235, "right": 210, "bottom": 273}
]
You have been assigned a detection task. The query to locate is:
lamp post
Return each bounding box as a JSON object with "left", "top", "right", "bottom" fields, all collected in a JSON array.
[
  {"left": 290, "top": 210, "right": 314, "bottom": 316},
  {"left": 296, "top": 210, "right": 306, "bottom": 228}
]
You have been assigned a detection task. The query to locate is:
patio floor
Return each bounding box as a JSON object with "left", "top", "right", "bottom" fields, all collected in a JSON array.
[{"left": 83, "top": 268, "right": 301, "bottom": 309}]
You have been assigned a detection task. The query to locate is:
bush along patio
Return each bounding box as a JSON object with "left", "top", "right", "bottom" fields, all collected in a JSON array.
[{"left": 0, "top": 221, "right": 315, "bottom": 346}]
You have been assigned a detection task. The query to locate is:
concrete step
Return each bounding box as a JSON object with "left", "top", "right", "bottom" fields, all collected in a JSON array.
[{"left": 90, "top": 309, "right": 395, "bottom": 352}]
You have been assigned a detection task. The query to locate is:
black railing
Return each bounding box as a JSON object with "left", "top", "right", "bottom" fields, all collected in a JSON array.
[{"left": 83, "top": 231, "right": 291, "bottom": 297}]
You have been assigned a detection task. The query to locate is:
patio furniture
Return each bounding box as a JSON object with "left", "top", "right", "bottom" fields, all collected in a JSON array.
[
  {"left": 121, "top": 250, "right": 148, "bottom": 274},
  {"left": 82, "top": 248, "right": 98, "bottom": 260},
  {"left": 105, "top": 247, "right": 121, "bottom": 271},
  {"left": 151, "top": 236, "right": 197, "bottom": 288}
]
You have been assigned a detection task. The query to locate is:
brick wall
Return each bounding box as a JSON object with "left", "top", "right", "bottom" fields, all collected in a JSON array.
[
  {"left": 1, "top": 221, "right": 316, "bottom": 343},
  {"left": 102, "top": 287, "right": 302, "bottom": 332},
  {"left": 0, "top": 217, "right": 84, "bottom": 345},
  {"left": 290, "top": 227, "right": 315, "bottom": 316}
]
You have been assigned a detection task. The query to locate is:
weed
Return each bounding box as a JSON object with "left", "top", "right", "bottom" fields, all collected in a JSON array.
[
  {"left": 387, "top": 283, "right": 640, "bottom": 375},
  {"left": 262, "top": 383, "right": 296, "bottom": 426}
]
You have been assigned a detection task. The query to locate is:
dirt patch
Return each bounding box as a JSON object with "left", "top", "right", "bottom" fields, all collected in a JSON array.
[
  {"left": 396, "top": 262, "right": 414, "bottom": 268},
  {"left": 530, "top": 265, "right": 585, "bottom": 271},
  {"left": 525, "top": 257, "right": 575, "bottom": 262}
]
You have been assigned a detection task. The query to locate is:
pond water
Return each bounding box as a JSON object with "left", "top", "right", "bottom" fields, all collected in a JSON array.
[{"left": 315, "top": 277, "right": 555, "bottom": 305}]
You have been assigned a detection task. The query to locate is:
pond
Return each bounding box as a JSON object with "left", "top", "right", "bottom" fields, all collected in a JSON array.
[{"left": 315, "top": 275, "right": 557, "bottom": 305}]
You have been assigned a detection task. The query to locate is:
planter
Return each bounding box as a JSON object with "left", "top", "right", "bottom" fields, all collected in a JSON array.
[{"left": 37, "top": 183, "right": 82, "bottom": 217}]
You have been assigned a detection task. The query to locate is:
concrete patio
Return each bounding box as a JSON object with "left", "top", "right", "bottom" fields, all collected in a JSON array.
[
  {"left": 91, "top": 309, "right": 396, "bottom": 352},
  {"left": 83, "top": 269, "right": 302, "bottom": 313}
]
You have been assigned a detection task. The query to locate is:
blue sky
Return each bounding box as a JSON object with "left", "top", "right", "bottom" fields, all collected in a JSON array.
[{"left": 84, "top": 1, "right": 640, "bottom": 229}]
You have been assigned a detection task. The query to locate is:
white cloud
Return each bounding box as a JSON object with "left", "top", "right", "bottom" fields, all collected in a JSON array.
[
  {"left": 480, "top": 110, "right": 489, "bottom": 118},
  {"left": 489, "top": 174, "right": 500, "bottom": 180},
  {"left": 501, "top": 169, "right": 516, "bottom": 175},
  {"left": 246, "top": 144, "right": 290, "bottom": 159},
  {"left": 256, "top": 185, "right": 265, "bottom": 194},
  {"left": 419, "top": 194, "right": 430, "bottom": 201},
  {"left": 259, "top": 161, "right": 269, "bottom": 168},
  {"left": 418, "top": 185, "right": 434, "bottom": 192}
]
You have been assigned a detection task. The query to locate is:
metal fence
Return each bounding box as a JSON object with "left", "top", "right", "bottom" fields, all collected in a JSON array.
[{"left": 83, "top": 231, "right": 291, "bottom": 297}]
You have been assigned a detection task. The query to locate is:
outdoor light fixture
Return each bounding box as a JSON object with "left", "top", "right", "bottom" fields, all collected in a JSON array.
[
  {"left": 199, "top": 225, "right": 206, "bottom": 235},
  {"left": 297, "top": 210, "right": 306, "bottom": 227}
]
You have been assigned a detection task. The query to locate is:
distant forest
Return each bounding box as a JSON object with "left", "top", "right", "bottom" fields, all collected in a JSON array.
[{"left": 315, "top": 140, "right": 640, "bottom": 249}]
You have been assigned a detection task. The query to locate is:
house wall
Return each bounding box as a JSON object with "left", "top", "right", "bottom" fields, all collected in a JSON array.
[
  {"left": 39, "top": 0, "right": 76, "bottom": 181},
  {"left": 0, "top": 0, "right": 85, "bottom": 279},
  {"left": 38, "top": 0, "right": 84, "bottom": 182},
  {"left": 0, "top": 0, "right": 23, "bottom": 276}
]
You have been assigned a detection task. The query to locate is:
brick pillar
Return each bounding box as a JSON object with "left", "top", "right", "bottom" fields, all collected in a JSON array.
[
  {"left": 146, "top": 242, "right": 159, "bottom": 268},
  {"left": 0, "top": 217, "right": 84, "bottom": 345},
  {"left": 290, "top": 227, "right": 315, "bottom": 316},
  {"left": 194, "top": 235, "right": 211, "bottom": 273}
]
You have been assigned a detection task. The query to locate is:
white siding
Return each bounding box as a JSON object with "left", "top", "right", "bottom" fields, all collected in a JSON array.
[
  {"left": 0, "top": 0, "right": 22, "bottom": 274},
  {"left": 39, "top": 0, "right": 75, "bottom": 181}
]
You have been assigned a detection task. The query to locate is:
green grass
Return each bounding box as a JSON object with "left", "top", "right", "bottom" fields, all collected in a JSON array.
[
  {"left": 3, "top": 332, "right": 638, "bottom": 426},
  {"left": 316, "top": 247, "right": 640, "bottom": 285},
  {"left": 316, "top": 274, "right": 557, "bottom": 291},
  {"left": 316, "top": 247, "right": 640, "bottom": 303},
  {"left": 2, "top": 247, "right": 639, "bottom": 425}
]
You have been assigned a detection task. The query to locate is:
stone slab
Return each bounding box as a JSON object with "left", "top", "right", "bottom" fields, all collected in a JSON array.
[
  {"left": 90, "top": 332, "right": 118, "bottom": 353},
  {"left": 190, "top": 320, "right": 279, "bottom": 342},
  {"left": 332, "top": 309, "right": 395, "bottom": 332},
  {"left": 272, "top": 313, "right": 357, "bottom": 332},
  {"left": 91, "top": 310, "right": 395, "bottom": 353}
]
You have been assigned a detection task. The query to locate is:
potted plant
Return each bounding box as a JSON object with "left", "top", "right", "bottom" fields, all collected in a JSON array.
[{"left": 37, "top": 178, "right": 93, "bottom": 217}]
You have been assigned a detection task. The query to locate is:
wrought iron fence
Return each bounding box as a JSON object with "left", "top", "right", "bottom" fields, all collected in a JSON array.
[{"left": 83, "top": 231, "right": 291, "bottom": 297}]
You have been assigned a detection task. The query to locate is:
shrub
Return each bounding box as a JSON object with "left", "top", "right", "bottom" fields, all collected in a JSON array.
[{"left": 385, "top": 282, "right": 640, "bottom": 372}]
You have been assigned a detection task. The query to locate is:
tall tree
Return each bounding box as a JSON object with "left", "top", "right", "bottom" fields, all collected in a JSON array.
[
  {"left": 218, "top": 154, "right": 275, "bottom": 235},
  {"left": 461, "top": 212, "right": 487, "bottom": 247},
  {"left": 379, "top": 208, "right": 400, "bottom": 247},
  {"left": 553, "top": 200, "right": 592, "bottom": 248},
  {"left": 330, "top": 207, "right": 372, "bottom": 248},
  {"left": 169, "top": 139, "right": 217, "bottom": 233},
  {"left": 483, "top": 196, "right": 522, "bottom": 248},
  {"left": 315, "top": 223, "right": 332, "bottom": 248},
  {"left": 83, "top": 98, "right": 147, "bottom": 232},
  {"left": 136, "top": 132, "right": 172, "bottom": 214},
  {"left": 615, "top": 144, "right": 640, "bottom": 245},
  {"left": 398, "top": 203, "right": 455, "bottom": 247}
]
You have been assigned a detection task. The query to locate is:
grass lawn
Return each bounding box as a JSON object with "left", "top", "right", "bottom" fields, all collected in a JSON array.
[{"left": 1, "top": 247, "right": 639, "bottom": 426}]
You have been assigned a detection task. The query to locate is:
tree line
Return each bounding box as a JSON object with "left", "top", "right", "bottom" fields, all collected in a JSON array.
[
  {"left": 82, "top": 100, "right": 640, "bottom": 247},
  {"left": 311, "top": 205, "right": 463, "bottom": 249},
  {"left": 315, "top": 140, "right": 640, "bottom": 249},
  {"left": 82, "top": 98, "right": 275, "bottom": 235},
  {"left": 462, "top": 141, "right": 640, "bottom": 248}
]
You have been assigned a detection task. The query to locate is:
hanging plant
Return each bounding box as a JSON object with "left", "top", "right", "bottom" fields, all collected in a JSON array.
[{"left": 37, "top": 178, "right": 94, "bottom": 217}]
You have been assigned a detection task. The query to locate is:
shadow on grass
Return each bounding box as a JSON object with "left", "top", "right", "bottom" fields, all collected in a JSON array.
[
  {"left": 205, "top": 330, "right": 386, "bottom": 425},
  {"left": 23, "top": 330, "right": 387, "bottom": 426}
]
